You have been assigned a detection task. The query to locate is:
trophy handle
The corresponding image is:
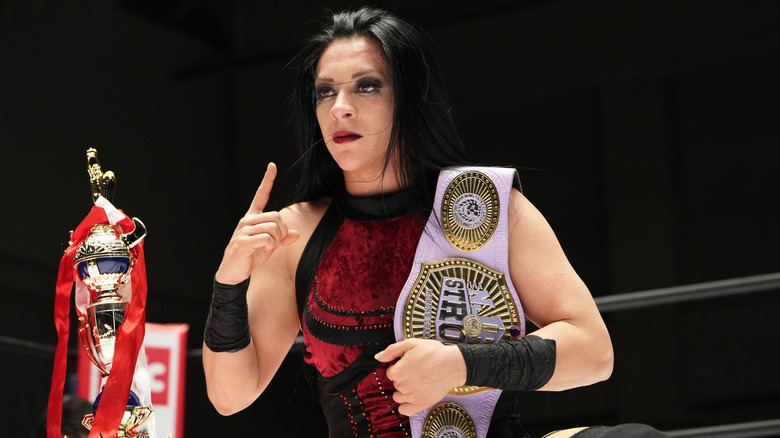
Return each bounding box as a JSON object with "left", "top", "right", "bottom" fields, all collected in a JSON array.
[
  {"left": 122, "top": 217, "right": 147, "bottom": 249},
  {"left": 78, "top": 318, "right": 109, "bottom": 376}
]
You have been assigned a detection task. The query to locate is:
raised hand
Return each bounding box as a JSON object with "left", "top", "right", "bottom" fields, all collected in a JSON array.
[
  {"left": 215, "top": 163, "right": 300, "bottom": 285},
  {"left": 375, "top": 338, "right": 467, "bottom": 416}
]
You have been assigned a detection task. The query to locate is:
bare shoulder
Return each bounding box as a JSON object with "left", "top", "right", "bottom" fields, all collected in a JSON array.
[
  {"left": 273, "top": 198, "right": 333, "bottom": 271},
  {"left": 507, "top": 188, "right": 564, "bottom": 256},
  {"left": 282, "top": 198, "right": 331, "bottom": 223},
  {"left": 508, "top": 188, "right": 547, "bottom": 231},
  {"left": 280, "top": 197, "right": 332, "bottom": 237}
]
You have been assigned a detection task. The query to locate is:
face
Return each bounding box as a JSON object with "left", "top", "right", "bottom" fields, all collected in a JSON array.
[{"left": 314, "top": 36, "right": 396, "bottom": 194}]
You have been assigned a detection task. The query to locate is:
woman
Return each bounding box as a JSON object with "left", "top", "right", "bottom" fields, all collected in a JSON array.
[{"left": 203, "top": 7, "right": 664, "bottom": 438}]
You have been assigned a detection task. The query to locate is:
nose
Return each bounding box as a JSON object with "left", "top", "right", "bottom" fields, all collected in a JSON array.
[{"left": 329, "top": 91, "right": 355, "bottom": 119}]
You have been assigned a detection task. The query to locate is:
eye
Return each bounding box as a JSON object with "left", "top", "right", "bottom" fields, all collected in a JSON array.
[
  {"left": 315, "top": 85, "right": 336, "bottom": 101},
  {"left": 356, "top": 79, "right": 382, "bottom": 94}
]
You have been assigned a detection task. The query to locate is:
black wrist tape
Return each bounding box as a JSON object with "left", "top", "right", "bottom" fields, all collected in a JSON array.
[
  {"left": 457, "top": 335, "right": 556, "bottom": 390},
  {"left": 203, "top": 277, "right": 251, "bottom": 352}
]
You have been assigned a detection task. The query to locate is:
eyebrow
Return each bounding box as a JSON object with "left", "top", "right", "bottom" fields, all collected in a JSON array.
[{"left": 315, "top": 69, "right": 383, "bottom": 84}]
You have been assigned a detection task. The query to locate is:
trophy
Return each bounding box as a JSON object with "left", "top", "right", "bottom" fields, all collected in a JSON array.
[{"left": 73, "top": 148, "right": 154, "bottom": 437}]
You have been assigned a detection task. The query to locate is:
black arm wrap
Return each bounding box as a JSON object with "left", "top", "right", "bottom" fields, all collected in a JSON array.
[
  {"left": 203, "top": 277, "right": 251, "bottom": 353},
  {"left": 457, "top": 335, "right": 556, "bottom": 390}
]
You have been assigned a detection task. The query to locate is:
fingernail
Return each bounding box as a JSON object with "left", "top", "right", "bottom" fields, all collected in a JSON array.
[{"left": 374, "top": 351, "right": 383, "bottom": 360}]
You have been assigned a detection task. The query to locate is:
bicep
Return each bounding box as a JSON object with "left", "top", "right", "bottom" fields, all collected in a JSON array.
[
  {"left": 246, "top": 249, "right": 301, "bottom": 374},
  {"left": 507, "top": 190, "right": 598, "bottom": 329}
]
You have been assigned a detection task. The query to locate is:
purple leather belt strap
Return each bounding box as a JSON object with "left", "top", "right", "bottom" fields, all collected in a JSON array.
[{"left": 394, "top": 167, "right": 526, "bottom": 438}]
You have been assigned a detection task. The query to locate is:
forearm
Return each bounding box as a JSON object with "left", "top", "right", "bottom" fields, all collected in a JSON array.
[
  {"left": 457, "top": 335, "right": 556, "bottom": 391},
  {"left": 202, "top": 277, "right": 260, "bottom": 414},
  {"left": 202, "top": 275, "right": 301, "bottom": 414},
  {"left": 203, "top": 341, "right": 265, "bottom": 415},
  {"left": 456, "top": 320, "right": 612, "bottom": 392},
  {"left": 203, "top": 327, "right": 300, "bottom": 414},
  {"left": 529, "top": 319, "right": 613, "bottom": 391}
]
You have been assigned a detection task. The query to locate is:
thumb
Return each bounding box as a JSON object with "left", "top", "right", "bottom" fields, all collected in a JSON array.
[
  {"left": 375, "top": 339, "right": 414, "bottom": 363},
  {"left": 280, "top": 229, "right": 300, "bottom": 247}
]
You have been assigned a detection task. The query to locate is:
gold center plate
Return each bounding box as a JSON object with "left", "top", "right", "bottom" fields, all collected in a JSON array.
[
  {"left": 441, "top": 171, "right": 499, "bottom": 252},
  {"left": 402, "top": 258, "right": 521, "bottom": 342},
  {"left": 402, "top": 258, "right": 522, "bottom": 395}
]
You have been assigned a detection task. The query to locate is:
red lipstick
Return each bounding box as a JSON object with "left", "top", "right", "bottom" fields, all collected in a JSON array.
[{"left": 332, "top": 131, "right": 362, "bottom": 144}]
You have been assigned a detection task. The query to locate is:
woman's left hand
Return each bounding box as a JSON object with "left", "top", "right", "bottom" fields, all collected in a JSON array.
[{"left": 375, "top": 338, "right": 467, "bottom": 416}]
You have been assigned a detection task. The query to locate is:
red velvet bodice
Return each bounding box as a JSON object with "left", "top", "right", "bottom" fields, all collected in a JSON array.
[{"left": 301, "top": 195, "right": 423, "bottom": 438}]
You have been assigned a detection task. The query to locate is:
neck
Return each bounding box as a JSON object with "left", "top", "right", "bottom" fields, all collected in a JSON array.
[{"left": 343, "top": 169, "right": 404, "bottom": 197}]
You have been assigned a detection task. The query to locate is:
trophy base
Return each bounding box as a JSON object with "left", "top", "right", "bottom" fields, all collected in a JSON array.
[{"left": 82, "top": 390, "right": 154, "bottom": 438}]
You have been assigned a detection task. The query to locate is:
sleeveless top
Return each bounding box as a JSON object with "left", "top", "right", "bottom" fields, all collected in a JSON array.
[{"left": 296, "top": 190, "right": 526, "bottom": 438}]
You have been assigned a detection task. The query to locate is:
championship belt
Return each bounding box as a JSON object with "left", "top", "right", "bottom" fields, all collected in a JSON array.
[{"left": 394, "top": 167, "right": 526, "bottom": 438}]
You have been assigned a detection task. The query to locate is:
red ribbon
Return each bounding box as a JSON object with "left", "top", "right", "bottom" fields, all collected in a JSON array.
[{"left": 47, "top": 205, "right": 147, "bottom": 438}]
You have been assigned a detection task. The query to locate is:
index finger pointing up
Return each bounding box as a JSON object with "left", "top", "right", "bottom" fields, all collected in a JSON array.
[{"left": 247, "top": 162, "right": 277, "bottom": 214}]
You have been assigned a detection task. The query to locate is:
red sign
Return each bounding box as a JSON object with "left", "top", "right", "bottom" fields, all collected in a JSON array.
[
  {"left": 145, "top": 347, "right": 171, "bottom": 406},
  {"left": 78, "top": 323, "right": 188, "bottom": 438}
]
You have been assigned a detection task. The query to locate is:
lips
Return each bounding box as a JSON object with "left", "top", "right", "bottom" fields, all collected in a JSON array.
[{"left": 332, "top": 131, "right": 362, "bottom": 144}]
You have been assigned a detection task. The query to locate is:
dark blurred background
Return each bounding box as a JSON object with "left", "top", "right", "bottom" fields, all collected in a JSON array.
[{"left": 2, "top": 0, "right": 779, "bottom": 436}]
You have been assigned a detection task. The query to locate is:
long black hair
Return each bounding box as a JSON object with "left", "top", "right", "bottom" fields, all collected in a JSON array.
[{"left": 288, "top": 7, "right": 471, "bottom": 211}]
